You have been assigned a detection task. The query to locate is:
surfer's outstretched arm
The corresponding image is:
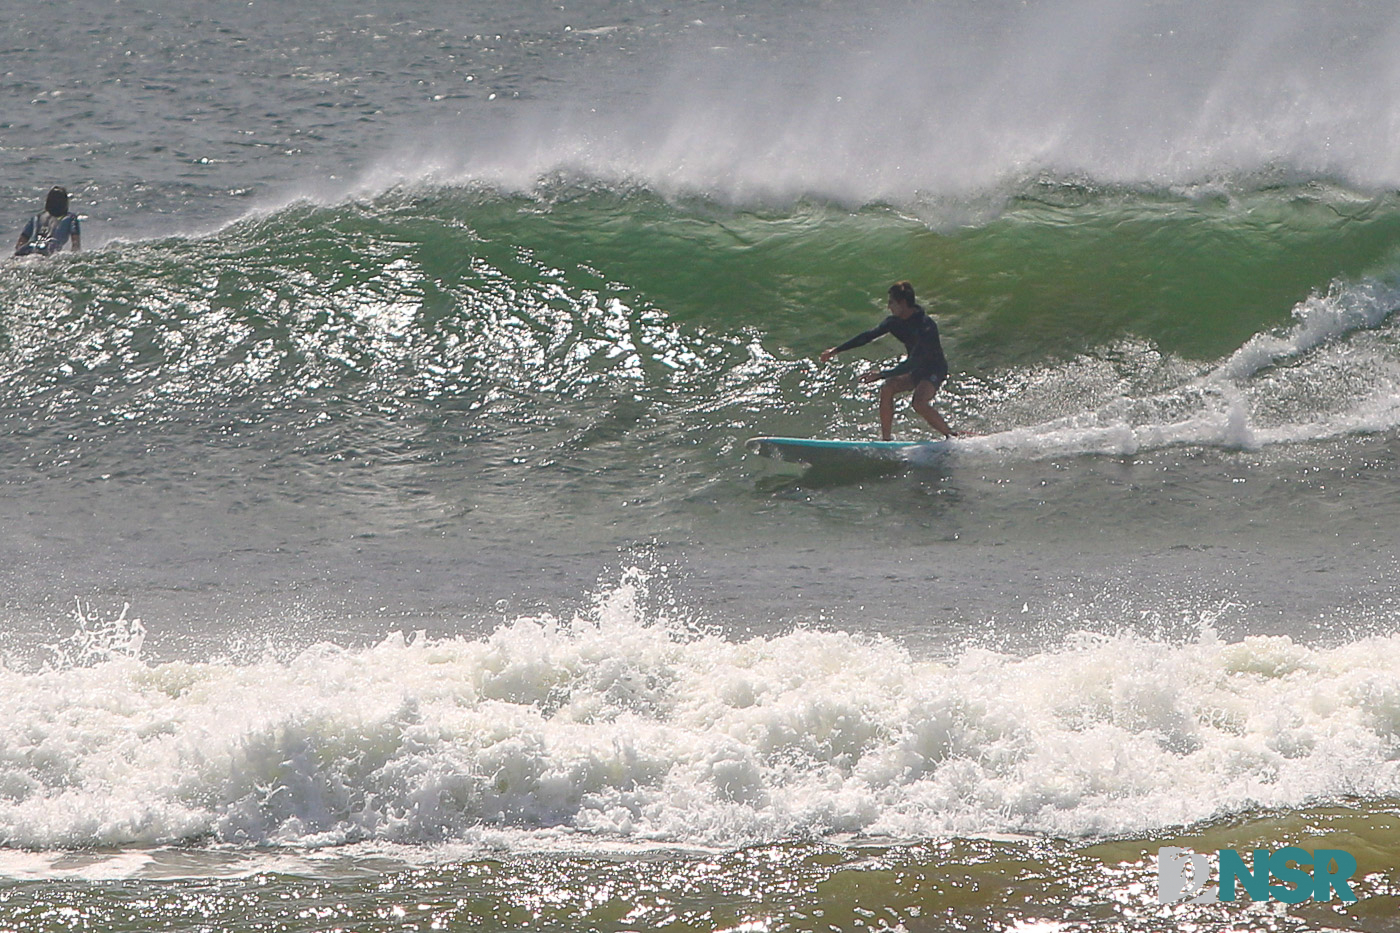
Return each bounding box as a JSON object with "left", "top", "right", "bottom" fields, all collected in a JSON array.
[{"left": 821, "top": 319, "right": 894, "bottom": 363}]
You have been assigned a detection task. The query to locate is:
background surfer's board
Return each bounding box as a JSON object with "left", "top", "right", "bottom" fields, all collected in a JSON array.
[{"left": 745, "top": 436, "right": 951, "bottom": 465}]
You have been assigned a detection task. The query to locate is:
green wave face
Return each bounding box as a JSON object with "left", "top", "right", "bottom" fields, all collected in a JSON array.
[
  {"left": 7, "top": 181, "right": 1400, "bottom": 403},
  {"left": 4, "top": 179, "right": 1400, "bottom": 536}
]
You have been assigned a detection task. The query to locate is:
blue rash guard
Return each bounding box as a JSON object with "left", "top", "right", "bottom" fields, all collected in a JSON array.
[
  {"left": 16, "top": 211, "right": 79, "bottom": 256},
  {"left": 833, "top": 305, "right": 948, "bottom": 385}
]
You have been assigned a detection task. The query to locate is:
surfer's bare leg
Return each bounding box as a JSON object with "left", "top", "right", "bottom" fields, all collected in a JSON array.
[
  {"left": 912, "top": 378, "right": 956, "bottom": 439},
  {"left": 878, "top": 374, "right": 914, "bottom": 440}
]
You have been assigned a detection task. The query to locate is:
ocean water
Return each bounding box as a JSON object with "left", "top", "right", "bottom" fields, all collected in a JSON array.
[{"left": 4, "top": 0, "right": 1400, "bottom": 930}]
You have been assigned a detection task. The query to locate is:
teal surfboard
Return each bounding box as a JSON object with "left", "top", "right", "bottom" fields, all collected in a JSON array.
[{"left": 745, "top": 436, "right": 951, "bottom": 465}]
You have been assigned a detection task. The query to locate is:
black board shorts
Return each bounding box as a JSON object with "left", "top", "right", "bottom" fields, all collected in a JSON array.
[{"left": 909, "top": 360, "right": 948, "bottom": 389}]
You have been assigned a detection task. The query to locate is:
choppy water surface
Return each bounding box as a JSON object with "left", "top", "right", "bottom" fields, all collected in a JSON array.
[{"left": 5, "top": 0, "right": 1400, "bottom": 929}]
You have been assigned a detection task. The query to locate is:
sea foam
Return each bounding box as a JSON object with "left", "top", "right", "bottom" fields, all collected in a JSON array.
[
  {"left": 945, "top": 270, "right": 1400, "bottom": 462},
  {"left": 1, "top": 571, "right": 1398, "bottom": 852}
]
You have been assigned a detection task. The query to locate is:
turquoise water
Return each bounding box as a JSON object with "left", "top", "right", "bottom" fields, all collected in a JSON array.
[{"left": 4, "top": 1, "right": 1400, "bottom": 930}]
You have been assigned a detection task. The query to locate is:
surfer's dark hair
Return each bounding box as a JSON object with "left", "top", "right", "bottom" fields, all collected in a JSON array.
[
  {"left": 889, "top": 281, "right": 916, "bottom": 306},
  {"left": 44, "top": 186, "right": 68, "bottom": 217}
]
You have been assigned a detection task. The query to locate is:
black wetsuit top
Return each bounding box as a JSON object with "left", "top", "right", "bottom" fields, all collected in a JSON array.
[{"left": 834, "top": 305, "right": 948, "bottom": 384}]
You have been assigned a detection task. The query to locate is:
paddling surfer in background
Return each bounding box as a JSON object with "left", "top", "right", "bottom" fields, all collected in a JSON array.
[
  {"left": 14, "top": 186, "right": 81, "bottom": 257},
  {"left": 820, "top": 281, "right": 957, "bottom": 440}
]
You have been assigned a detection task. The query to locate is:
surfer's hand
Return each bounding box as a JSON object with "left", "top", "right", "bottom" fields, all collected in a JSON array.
[{"left": 820, "top": 348, "right": 836, "bottom": 363}]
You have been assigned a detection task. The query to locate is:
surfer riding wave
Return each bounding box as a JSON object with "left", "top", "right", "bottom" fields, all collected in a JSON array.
[{"left": 821, "top": 281, "right": 957, "bottom": 440}]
